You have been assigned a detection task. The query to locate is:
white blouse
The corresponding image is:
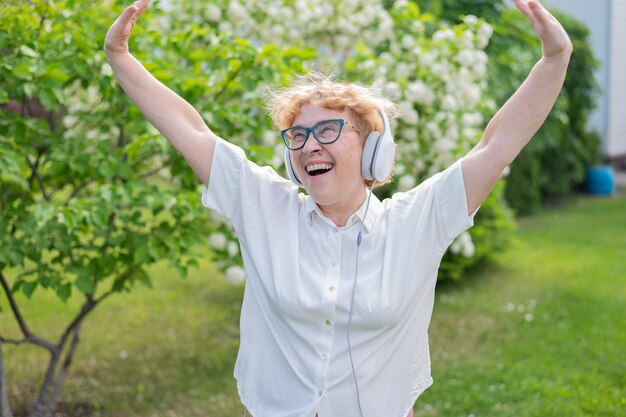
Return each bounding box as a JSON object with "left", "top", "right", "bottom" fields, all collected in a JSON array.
[{"left": 202, "top": 139, "right": 476, "bottom": 417}]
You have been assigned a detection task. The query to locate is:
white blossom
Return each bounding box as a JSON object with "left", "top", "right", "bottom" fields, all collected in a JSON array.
[
  {"left": 401, "top": 34, "right": 415, "bottom": 49},
  {"left": 407, "top": 81, "right": 435, "bottom": 105},
  {"left": 226, "top": 265, "right": 246, "bottom": 285},
  {"left": 441, "top": 95, "right": 458, "bottom": 111},
  {"left": 462, "top": 112, "right": 482, "bottom": 127},
  {"left": 205, "top": 4, "right": 222, "bottom": 22},
  {"left": 227, "top": 241, "right": 239, "bottom": 257},
  {"left": 228, "top": 1, "right": 248, "bottom": 20},
  {"left": 450, "top": 231, "right": 475, "bottom": 257},
  {"left": 463, "top": 15, "right": 478, "bottom": 26},
  {"left": 395, "top": 62, "right": 413, "bottom": 79},
  {"left": 402, "top": 127, "right": 418, "bottom": 141},
  {"left": 63, "top": 115, "right": 79, "bottom": 128},
  {"left": 478, "top": 22, "right": 493, "bottom": 39},
  {"left": 398, "top": 175, "right": 416, "bottom": 191},
  {"left": 455, "top": 50, "right": 476, "bottom": 67},
  {"left": 384, "top": 81, "right": 402, "bottom": 101},
  {"left": 419, "top": 52, "right": 436, "bottom": 68},
  {"left": 435, "top": 137, "right": 454, "bottom": 153},
  {"left": 433, "top": 29, "right": 454, "bottom": 42},
  {"left": 209, "top": 233, "right": 227, "bottom": 250},
  {"left": 101, "top": 63, "right": 113, "bottom": 77},
  {"left": 263, "top": 130, "right": 277, "bottom": 146},
  {"left": 397, "top": 101, "right": 419, "bottom": 125}
]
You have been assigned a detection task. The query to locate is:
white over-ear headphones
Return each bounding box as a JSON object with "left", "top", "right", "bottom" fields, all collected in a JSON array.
[{"left": 284, "top": 109, "right": 395, "bottom": 187}]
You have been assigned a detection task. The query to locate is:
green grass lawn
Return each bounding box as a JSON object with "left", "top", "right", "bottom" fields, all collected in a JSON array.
[{"left": 3, "top": 191, "right": 625, "bottom": 417}]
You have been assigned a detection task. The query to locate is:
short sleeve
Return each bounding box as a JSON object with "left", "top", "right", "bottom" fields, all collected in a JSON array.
[
  {"left": 433, "top": 158, "right": 477, "bottom": 241},
  {"left": 201, "top": 139, "right": 246, "bottom": 220},
  {"left": 201, "top": 139, "right": 296, "bottom": 227}
]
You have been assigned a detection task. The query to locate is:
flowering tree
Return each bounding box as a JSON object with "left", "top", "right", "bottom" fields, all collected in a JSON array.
[
  {"left": 191, "top": 0, "right": 514, "bottom": 280},
  {"left": 346, "top": 3, "right": 513, "bottom": 276},
  {"left": 0, "top": 0, "right": 309, "bottom": 415}
]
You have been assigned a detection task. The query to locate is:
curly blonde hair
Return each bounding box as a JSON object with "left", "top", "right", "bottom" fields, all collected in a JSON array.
[{"left": 266, "top": 72, "right": 397, "bottom": 186}]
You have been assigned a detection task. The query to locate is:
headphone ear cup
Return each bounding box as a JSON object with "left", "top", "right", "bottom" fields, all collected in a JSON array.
[
  {"left": 371, "top": 134, "right": 395, "bottom": 182},
  {"left": 361, "top": 131, "right": 381, "bottom": 181},
  {"left": 284, "top": 147, "right": 303, "bottom": 187},
  {"left": 363, "top": 109, "right": 396, "bottom": 182}
]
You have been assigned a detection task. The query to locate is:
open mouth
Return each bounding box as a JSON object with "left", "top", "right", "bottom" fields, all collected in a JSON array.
[{"left": 305, "top": 163, "right": 334, "bottom": 177}]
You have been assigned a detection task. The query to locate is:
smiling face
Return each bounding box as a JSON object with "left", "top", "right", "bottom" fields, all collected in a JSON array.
[{"left": 290, "top": 103, "right": 368, "bottom": 215}]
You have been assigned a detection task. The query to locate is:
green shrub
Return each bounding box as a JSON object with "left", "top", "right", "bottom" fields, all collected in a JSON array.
[{"left": 487, "top": 9, "right": 601, "bottom": 215}]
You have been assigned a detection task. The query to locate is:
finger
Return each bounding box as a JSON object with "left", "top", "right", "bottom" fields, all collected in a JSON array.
[
  {"left": 513, "top": 0, "right": 537, "bottom": 24},
  {"left": 119, "top": 4, "right": 140, "bottom": 27},
  {"left": 133, "top": 0, "right": 151, "bottom": 16},
  {"left": 527, "top": 0, "right": 551, "bottom": 25}
]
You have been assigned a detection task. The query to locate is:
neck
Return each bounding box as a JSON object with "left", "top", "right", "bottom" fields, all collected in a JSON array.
[{"left": 318, "top": 188, "right": 368, "bottom": 227}]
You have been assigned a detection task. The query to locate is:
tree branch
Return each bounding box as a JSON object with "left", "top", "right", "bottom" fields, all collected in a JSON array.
[
  {"left": 51, "top": 324, "right": 82, "bottom": 410},
  {"left": 65, "top": 179, "right": 93, "bottom": 204},
  {"left": 57, "top": 285, "right": 116, "bottom": 351},
  {"left": 25, "top": 152, "right": 50, "bottom": 202},
  {"left": 138, "top": 159, "right": 173, "bottom": 180},
  {"left": 0, "top": 272, "right": 56, "bottom": 353},
  {"left": 0, "top": 337, "right": 26, "bottom": 346},
  {"left": 213, "top": 65, "right": 244, "bottom": 102}
]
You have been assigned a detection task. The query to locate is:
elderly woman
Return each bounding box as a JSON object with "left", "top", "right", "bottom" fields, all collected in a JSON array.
[{"left": 104, "top": 1, "right": 572, "bottom": 416}]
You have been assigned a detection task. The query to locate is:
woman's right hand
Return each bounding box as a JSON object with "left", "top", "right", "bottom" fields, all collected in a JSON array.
[{"left": 104, "top": 0, "right": 151, "bottom": 56}]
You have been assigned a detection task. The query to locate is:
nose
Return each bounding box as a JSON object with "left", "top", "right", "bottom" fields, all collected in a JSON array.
[{"left": 301, "top": 131, "right": 322, "bottom": 155}]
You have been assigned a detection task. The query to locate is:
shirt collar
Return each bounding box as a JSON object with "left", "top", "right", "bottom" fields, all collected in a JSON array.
[{"left": 305, "top": 191, "right": 382, "bottom": 233}]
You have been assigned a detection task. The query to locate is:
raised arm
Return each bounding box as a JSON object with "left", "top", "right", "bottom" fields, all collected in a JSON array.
[
  {"left": 461, "top": 0, "right": 573, "bottom": 213},
  {"left": 104, "top": 0, "right": 217, "bottom": 185}
]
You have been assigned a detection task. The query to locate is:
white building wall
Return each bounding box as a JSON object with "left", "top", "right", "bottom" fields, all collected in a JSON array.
[{"left": 608, "top": 0, "right": 626, "bottom": 157}]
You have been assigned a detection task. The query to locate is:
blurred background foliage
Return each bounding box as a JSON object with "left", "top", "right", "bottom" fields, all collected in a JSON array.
[
  {"left": 0, "top": 0, "right": 602, "bottom": 414},
  {"left": 411, "top": 0, "right": 601, "bottom": 214}
]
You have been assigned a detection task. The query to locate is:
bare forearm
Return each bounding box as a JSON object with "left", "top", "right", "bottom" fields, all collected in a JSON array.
[
  {"left": 106, "top": 52, "right": 212, "bottom": 147},
  {"left": 479, "top": 53, "right": 570, "bottom": 163}
]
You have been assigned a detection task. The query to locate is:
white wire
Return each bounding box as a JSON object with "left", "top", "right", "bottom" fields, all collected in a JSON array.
[{"left": 347, "top": 185, "right": 375, "bottom": 417}]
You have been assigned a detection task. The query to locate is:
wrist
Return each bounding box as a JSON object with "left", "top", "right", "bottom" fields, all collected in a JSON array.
[
  {"left": 541, "top": 49, "right": 572, "bottom": 68},
  {"left": 104, "top": 48, "right": 132, "bottom": 61}
]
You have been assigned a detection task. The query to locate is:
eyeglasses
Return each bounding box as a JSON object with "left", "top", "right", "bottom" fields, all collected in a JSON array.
[{"left": 281, "top": 119, "right": 359, "bottom": 150}]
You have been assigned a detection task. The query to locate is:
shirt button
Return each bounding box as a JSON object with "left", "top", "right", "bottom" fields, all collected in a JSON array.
[
  {"left": 333, "top": 228, "right": 339, "bottom": 233},
  {"left": 318, "top": 390, "right": 323, "bottom": 396},
  {"left": 329, "top": 286, "right": 336, "bottom": 292},
  {"left": 321, "top": 353, "right": 328, "bottom": 361},
  {"left": 331, "top": 260, "right": 337, "bottom": 267},
  {"left": 325, "top": 319, "right": 332, "bottom": 326}
]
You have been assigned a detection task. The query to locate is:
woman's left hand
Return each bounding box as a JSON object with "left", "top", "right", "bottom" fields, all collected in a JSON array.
[{"left": 514, "top": 0, "right": 573, "bottom": 59}]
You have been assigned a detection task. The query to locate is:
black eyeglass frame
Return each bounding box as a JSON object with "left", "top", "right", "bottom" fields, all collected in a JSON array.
[{"left": 280, "top": 118, "right": 359, "bottom": 150}]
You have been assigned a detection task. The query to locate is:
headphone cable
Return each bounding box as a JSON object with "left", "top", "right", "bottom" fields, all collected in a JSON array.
[{"left": 347, "top": 184, "right": 375, "bottom": 417}]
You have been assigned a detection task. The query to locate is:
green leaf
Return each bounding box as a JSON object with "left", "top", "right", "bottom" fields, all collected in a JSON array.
[
  {"left": 44, "top": 64, "right": 70, "bottom": 84},
  {"left": 173, "top": 263, "right": 188, "bottom": 279},
  {"left": 19, "top": 45, "right": 39, "bottom": 58},
  {"left": 133, "top": 245, "right": 151, "bottom": 264},
  {"left": 38, "top": 89, "right": 57, "bottom": 110},
  {"left": 13, "top": 64, "right": 33, "bottom": 81},
  {"left": 22, "top": 281, "right": 37, "bottom": 298},
  {"left": 112, "top": 277, "right": 127, "bottom": 292},
  {"left": 139, "top": 273, "right": 153, "bottom": 289},
  {"left": 56, "top": 282, "right": 72, "bottom": 302},
  {"left": 11, "top": 280, "right": 23, "bottom": 293},
  {"left": 75, "top": 275, "right": 94, "bottom": 295}
]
